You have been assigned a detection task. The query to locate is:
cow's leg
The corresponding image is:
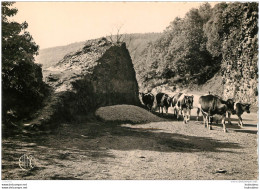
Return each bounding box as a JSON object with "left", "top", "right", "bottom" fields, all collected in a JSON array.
[
  {"left": 206, "top": 115, "right": 210, "bottom": 129},
  {"left": 203, "top": 115, "right": 205, "bottom": 127},
  {"left": 238, "top": 115, "right": 243, "bottom": 128},
  {"left": 165, "top": 107, "right": 168, "bottom": 115},
  {"left": 209, "top": 116, "right": 213, "bottom": 124},
  {"left": 173, "top": 107, "right": 177, "bottom": 118},
  {"left": 176, "top": 108, "right": 180, "bottom": 121},
  {"left": 221, "top": 114, "right": 227, "bottom": 132},
  {"left": 237, "top": 118, "right": 241, "bottom": 127},
  {"left": 201, "top": 109, "right": 209, "bottom": 129},
  {"left": 182, "top": 108, "right": 187, "bottom": 124},
  {"left": 161, "top": 106, "right": 164, "bottom": 115},
  {"left": 196, "top": 108, "right": 200, "bottom": 121},
  {"left": 208, "top": 112, "right": 212, "bottom": 130},
  {"left": 202, "top": 112, "right": 207, "bottom": 128},
  {"left": 178, "top": 108, "right": 181, "bottom": 120},
  {"left": 188, "top": 109, "right": 191, "bottom": 122},
  {"left": 227, "top": 111, "right": 232, "bottom": 125}
]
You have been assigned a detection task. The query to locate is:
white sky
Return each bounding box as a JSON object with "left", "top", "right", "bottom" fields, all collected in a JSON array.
[{"left": 12, "top": 1, "right": 219, "bottom": 50}]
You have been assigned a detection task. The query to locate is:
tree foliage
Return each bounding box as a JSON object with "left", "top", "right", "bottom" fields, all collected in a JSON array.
[
  {"left": 135, "top": 3, "right": 219, "bottom": 90},
  {"left": 2, "top": 2, "right": 49, "bottom": 123},
  {"left": 134, "top": 2, "right": 258, "bottom": 100}
]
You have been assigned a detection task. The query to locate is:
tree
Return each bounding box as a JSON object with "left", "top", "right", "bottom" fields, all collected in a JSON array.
[
  {"left": 204, "top": 3, "right": 228, "bottom": 57},
  {"left": 2, "top": 2, "right": 49, "bottom": 123},
  {"left": 164, "top": 5, "right": 214, "bottom": 84},
  {"left": 134, "top": 3, "right": 218, "bottom": 89}
]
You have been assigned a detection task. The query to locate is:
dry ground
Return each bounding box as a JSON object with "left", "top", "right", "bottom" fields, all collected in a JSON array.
[{"left": 1, "top": 105, "right": 258, "bottom": 180}]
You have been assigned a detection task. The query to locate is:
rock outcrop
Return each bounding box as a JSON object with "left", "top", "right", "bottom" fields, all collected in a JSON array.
[
  {"left": 222, "top": 3, "right": 258, "bottom": 105},
  {"left": 35, "top": 38, "right": 140, "bottom": 124}
]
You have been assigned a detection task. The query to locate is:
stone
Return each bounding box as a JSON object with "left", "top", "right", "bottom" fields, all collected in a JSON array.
[{"left": 40, "top": 38, "right": 140, "bottom": 122}]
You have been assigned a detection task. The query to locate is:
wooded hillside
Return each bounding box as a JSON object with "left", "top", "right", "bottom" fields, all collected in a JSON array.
[{"left": 135, "top": 2, "right": 258, "bottom": 104}]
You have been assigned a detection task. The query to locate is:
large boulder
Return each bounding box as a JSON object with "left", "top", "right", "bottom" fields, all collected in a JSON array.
[{"left": 33, "top": 38, "right": 140, "bottom": 124}]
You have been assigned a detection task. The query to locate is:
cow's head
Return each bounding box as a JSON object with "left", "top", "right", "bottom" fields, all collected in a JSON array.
[
  {"left": 242, "top": 103, "right": 251, "bottom": 113},
  {"left": 226, "top": 99, "right": 235, "bottom": 114},
  {"left": 184, "top": 95, "right": 194, "bottom": 109}
]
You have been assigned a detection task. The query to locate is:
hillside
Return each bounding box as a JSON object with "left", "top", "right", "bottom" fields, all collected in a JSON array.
[
  {"left": 35, "top": 33, "right": 161, "bottom": 69},
  {"left": 35, "top": 41, "right": 86, "bottom": 69},
  {"left": 36, "top": 3, "right": 258, "bottom": 106}
]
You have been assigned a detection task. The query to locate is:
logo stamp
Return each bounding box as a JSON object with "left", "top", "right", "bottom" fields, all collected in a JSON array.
[{"left": 19, "top": 154, "right": 35, "bottom": 170}]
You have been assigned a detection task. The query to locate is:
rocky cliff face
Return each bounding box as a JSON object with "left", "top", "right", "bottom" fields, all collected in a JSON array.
[
  {"left": 222, "top": 3, "right": 258, "bottom": 105},
  {"left": 39, "top": 38, "right": 140, "bottom": 122}
]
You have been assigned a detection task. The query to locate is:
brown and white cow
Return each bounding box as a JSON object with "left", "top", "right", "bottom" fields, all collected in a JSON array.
[
  {"left": 227, "top": 102, "right": 251, "bottom": 127},
  {"left": 156, "top": 92, "right": 173, "bottom": 115},
  {"left": 171, "top": 93, "right": 183, "bottom": 116},
  {"left": 173, "top": 93, "right": 194, "bottom": 124},
  {"left": 197, "top": 95, "right": 235, "bottom": 132}
]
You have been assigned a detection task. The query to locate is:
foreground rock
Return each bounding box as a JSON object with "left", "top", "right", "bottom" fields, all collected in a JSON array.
[{"left": 28, "top": 38, "right": 141, "bottom": 126}]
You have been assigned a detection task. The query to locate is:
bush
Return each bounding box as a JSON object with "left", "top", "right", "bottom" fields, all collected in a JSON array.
[{"left": 2, "top": 2, "right": 49, "bottom": 124}]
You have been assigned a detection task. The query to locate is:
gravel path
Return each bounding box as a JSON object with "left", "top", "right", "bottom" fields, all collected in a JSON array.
[{"left": 2, "top": 105, "right": 258, "bottom": 180}]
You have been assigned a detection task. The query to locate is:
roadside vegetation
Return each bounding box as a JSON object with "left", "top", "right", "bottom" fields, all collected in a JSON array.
[{"left": 2, "top": 2, "right": 50, "bottom": 126}]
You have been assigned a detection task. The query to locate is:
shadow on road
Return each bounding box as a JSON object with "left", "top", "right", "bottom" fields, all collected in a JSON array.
[
  {"left": 18, "top": 120, "right": 242, "bottom": 154},
  {"left": 2, "top": 115, "right": 246, "bottom": 180},
  {"left": 233, "top": 129, "right": 258, "bottom": 134}
]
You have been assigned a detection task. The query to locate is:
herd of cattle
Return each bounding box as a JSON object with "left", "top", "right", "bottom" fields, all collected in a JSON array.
[{"left": 139, "top": 92, "right": 251, "bottom": 133}]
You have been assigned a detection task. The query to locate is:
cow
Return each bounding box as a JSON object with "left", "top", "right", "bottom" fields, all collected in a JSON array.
[
  {"left": 155, "top": 92, "right": 173, "bottom": 115},
  {"left": 227, "top": 102, "right": 251, "bottom": 127},
  {"left": 195, "top": 95, "right": 228, "bottom": 123},
  {"left": 197, "top": 95, "right": 235, "bottom": 132},
  {"left": 139, "top": 92, "right": 155, "bottom": 112},
  {"left": 173, "top": 94, "right": 194, "bottom": 123},
  {"left": 171, "top": 92, "right": 183, "bottom": 116}
]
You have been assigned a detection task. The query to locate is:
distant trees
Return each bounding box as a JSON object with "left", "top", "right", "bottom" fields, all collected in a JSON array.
[{"left": 2, "top": 2, "right": 49, "bottom": 124}]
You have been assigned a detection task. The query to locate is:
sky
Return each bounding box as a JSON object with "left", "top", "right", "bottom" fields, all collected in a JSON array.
[{"left": 12, "top": 1, "right": 219, "bottom": 50}]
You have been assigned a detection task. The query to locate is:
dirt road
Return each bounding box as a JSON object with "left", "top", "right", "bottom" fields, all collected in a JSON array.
[{"left": 2, "top": 105, "right": 258, "bottom": 180}]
